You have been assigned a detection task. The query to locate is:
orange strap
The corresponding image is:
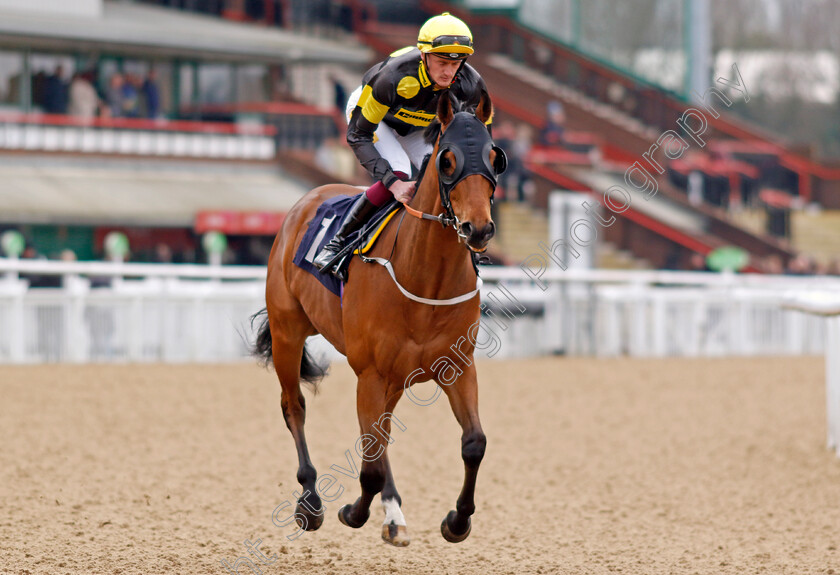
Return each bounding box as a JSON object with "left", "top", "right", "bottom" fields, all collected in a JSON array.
[
  {"left": 404, "top": 204, "right": 426, "bottom": 219},
  {"left": 404, "top": 203, "right": 451, "bottom": 225}
]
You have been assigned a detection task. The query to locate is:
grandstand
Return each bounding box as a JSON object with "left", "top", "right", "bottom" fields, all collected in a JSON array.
[
  {"left": 1, "top": 0, "right": 838, "bottom": 271},
  {"left": 0, "top": 0, "right": 370, "bottom": 261}
]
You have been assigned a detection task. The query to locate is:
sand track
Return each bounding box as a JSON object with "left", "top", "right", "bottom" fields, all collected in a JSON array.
[{"left": 1, "top": 357, "right": 838, "bottom": 574}]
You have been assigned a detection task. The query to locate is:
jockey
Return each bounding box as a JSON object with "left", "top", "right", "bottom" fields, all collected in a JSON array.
[{"left": 313, "top": 12, "right": 491, "bottom": 273}]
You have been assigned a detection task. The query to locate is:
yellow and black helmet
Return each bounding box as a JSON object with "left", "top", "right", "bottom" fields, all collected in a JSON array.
[{"left": 417, "top": 12, "right": 474, "bottom": 60}]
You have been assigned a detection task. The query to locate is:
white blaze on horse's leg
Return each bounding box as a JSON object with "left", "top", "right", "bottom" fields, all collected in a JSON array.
[{"left": 382, "top": 498, "right": 406, "bottom": 526}]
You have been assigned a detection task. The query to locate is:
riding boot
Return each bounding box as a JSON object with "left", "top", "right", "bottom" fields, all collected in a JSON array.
[{"left": 312, "top": 193, "right": 379, "bottom": 273}]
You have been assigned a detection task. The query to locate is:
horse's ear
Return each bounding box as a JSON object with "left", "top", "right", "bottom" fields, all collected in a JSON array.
[
  {"left": 437, "top": 90, "right": 454, "bottom": 127},
  {"left": 475, "top": 89, "right": 493, "bottom": 125}
]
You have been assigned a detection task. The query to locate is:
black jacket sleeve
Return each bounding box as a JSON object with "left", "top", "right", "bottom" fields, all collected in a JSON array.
[
  {"left": 346, "top": 73, "right": 401, "bottom": 189},
  {"left": 346, "top": 108, "right": 400, "bottom": 189}
]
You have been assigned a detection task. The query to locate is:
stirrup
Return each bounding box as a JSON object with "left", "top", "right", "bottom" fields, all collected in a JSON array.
[{"left": 313, "top": 240, "right": 343, "bottom": 271}]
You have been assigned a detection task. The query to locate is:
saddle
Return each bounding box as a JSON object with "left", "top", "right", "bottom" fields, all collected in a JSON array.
[{"left": 294, "top": 195, "right": 400, "bottom": 296}]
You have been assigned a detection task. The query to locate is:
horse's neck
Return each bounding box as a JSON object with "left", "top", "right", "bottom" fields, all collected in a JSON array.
[{"left": 398, "top": 175, "right": 473, "bottom": 292}]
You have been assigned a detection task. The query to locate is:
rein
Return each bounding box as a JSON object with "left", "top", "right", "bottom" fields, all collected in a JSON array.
[
  {"left": 361, "top": 255, "right": 483, "bottom": 306},
  {"left": 403, "top": 204, "right": 456, "bottom": 228},
  {"left": 359, "top": 204, "right": 482, "bottom": 306}
]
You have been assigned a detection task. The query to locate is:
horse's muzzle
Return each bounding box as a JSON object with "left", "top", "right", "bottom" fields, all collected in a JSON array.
[{"left": 459, "top": 220, "right": 496, "bottom": 251}]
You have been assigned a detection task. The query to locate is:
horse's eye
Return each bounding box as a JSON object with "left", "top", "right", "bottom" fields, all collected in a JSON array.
[{"left": 440, "top": 156, "right": 451, "bottom": 170}]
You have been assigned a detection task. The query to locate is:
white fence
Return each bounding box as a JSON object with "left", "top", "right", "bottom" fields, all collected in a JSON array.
[
  {"left": 783, "top": 296, "right": 840, "bottom": 457},
  {"left": 1, "top": 258, "right": 839, "bottom": 364},
  {"left": 485, "top": 267, "right": 840, "bottom": 358},
  {"left": 0, "top": 121, "right": 275, "bottom": 160},
  {"left": 0, "top": 259, "right": 266, "bottom": 364}
]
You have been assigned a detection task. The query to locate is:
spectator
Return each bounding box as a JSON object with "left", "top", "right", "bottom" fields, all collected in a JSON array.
[
  {"left": 121, "top": 74, "right": 141, "bottom": 118},
  {"left": 141, "top": 69, "right": 161, "bottom": 119},
  {"left": 331, "top": 75, "right": 347, "bottom": 112},
  {"left": 106, "top": 73, "right": 125, "bottom": 117},
  {"left": 761, "top": 254, "right": 785, "bottom": 275},
  {"left": 539, "top": 100, "right": 565, "bottom": 147},
  {"left": 153, "top": 243, "right": 173, "bottom": 263},
  {"left": 43, "top": 65, "right": 69, "bottom": 114},
  {"left": 786, "top": 254, "right": 815, "bottom": 275},
  {"left": 31, "top": 70, "right": 47, "bottom": 109},
  {"left": 512, "top": 123, "right": 534, "bottom": 202},
  {"left": 68, "top": 72, "right": 99, "bottom": 119},
  {"left": 495, "top": 121, "right": 532, "bottom": 202},
  {"left": 688, "top": 252, "right": 709, "bottom": 272}
]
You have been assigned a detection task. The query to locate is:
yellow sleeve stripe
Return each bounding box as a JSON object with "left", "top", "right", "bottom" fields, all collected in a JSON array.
[
  {"left": 357, "top": 84, "right": 373, "bottom": 109},
  {"left": 358, "top": 86, "right": 389, "bottom": 125}
]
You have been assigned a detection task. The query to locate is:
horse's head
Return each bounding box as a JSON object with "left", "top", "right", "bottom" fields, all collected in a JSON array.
[{"left": 432, "top": 90, "right": 506, "bottom": 252}]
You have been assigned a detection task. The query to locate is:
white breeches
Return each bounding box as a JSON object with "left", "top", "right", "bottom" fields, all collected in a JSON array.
[{"left": 346, "top": 85, "right": 432, "bottom": 177}]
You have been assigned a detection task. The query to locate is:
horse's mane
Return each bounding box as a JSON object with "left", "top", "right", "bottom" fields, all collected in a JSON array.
[
  {"left": 424, "top": 119, "right": 442, "bottom": 146},
  {"left": 417, "top": 118, "right": 443, "bottom": 185},
  {"left": 415, "top": 152, "right": 433, "bottom": 185}
]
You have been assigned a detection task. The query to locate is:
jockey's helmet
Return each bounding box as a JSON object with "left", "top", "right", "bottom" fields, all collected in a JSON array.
[{"left": 417, "top": 12, "right": 474, "bottom": 60}]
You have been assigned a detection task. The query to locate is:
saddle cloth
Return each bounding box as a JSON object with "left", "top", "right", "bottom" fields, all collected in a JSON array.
[{"left": 293, "top": 193, "right": 400, "bottom": 296}]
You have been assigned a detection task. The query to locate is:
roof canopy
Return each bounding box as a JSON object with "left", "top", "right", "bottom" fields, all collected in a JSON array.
[
  {"left": 0, "top": 1, "right": 372, "bottom": 65},
  {"left": 0, "top": 156, "right": 307, "bottom": 227}
]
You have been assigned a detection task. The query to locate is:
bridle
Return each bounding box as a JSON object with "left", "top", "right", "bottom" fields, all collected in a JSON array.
[
  {"left": 405, "top": 111, "right": 507, "bottom": 249},
  {"left": 359, "top": 111, "right": 507, "bottom": 305}
]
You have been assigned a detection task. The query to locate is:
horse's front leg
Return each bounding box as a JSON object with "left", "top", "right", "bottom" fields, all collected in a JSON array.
[
  {"left": 337, "top": 371, "right": 390, "bottom": 531},
  {"left": 380, "top": 421, "right": 410, "bottom": 546},
  {"left": 440, "top": 364, "right": 486, "bottom": 543}
]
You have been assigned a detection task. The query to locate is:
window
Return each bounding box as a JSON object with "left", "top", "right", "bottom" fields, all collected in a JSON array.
[
  {"left": 198, "top": 63, "right": 232, "bottom": 104},
  {"left": 236, "top": 64, "right": 268, "bottom": 102},
  {"left": 179, "top": 62, "right": 196, "bottom": 108}
]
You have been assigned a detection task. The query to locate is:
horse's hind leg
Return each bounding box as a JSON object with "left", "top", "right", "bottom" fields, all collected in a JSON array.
[
  {"left": 268, "top": 309, "right": 325, "bottom": 531},
  {"left": 439, "top": 364, "right": 486, "bottom": 543}
]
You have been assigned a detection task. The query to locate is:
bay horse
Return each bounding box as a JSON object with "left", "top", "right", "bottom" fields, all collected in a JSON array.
[{"left": 252, "top": 90, "right": 505, "bottom": 546}]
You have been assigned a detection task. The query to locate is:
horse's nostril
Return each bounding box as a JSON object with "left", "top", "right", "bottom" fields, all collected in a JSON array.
[
  {"left": 460, "top": 222, "right": 474, "bottom": 237},
  {"left": 485, "top": 221, "right": 496, "bottom": 239}
]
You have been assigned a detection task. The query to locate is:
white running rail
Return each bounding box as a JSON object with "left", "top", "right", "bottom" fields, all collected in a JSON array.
[
  {"left": 1, "top": 258, "right": 839, "bottom": 363},
  {"left": 783, "top": 294, "right": 840, "bottom": 457}
]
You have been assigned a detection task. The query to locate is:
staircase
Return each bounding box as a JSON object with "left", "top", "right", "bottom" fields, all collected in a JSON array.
[
  {"left": 791, "top": 210, "right": 840, "bottom": 264},
  {"left": 597, "top": 242, "right": 652, "bottom": 270},
  {"left": 491, "top": 202, "right": 548, "bottom": 262},
  {"left": 730, "top": 208, "right": 840, "bottom": 264},
  {"left": 728, "top": 209, "right": 766, "bottom": 237},
  {"left": 492, "top": 202, "right": 651, "bottom": 268}
]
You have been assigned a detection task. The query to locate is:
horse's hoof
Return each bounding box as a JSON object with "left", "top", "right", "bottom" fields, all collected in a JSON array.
[
  {"left": 381, "top": 522, "right": 410, "bottom": 547},
  {"left": 295, "top": 501, "right": 324, "bottom": 531},
  {"left": 440, "top": 510, "right": 471, "bottom": 543},
  {"left": 337, "top": 503, "right": 368, "bottom": 529}
]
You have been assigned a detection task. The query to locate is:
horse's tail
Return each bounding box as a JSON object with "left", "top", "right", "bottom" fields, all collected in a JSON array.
[{"left": 250, "top": 308, "right": 328, "bottom": 394}]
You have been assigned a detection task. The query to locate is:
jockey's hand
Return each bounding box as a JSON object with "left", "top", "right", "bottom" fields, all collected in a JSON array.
[{"left": 389, "top": 180, "right": 417, "bottom": 204}]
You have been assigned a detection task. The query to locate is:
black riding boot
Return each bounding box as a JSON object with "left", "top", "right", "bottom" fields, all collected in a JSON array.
[{"left": 312, "top": 193, "right": 378, "bottom": 273}]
